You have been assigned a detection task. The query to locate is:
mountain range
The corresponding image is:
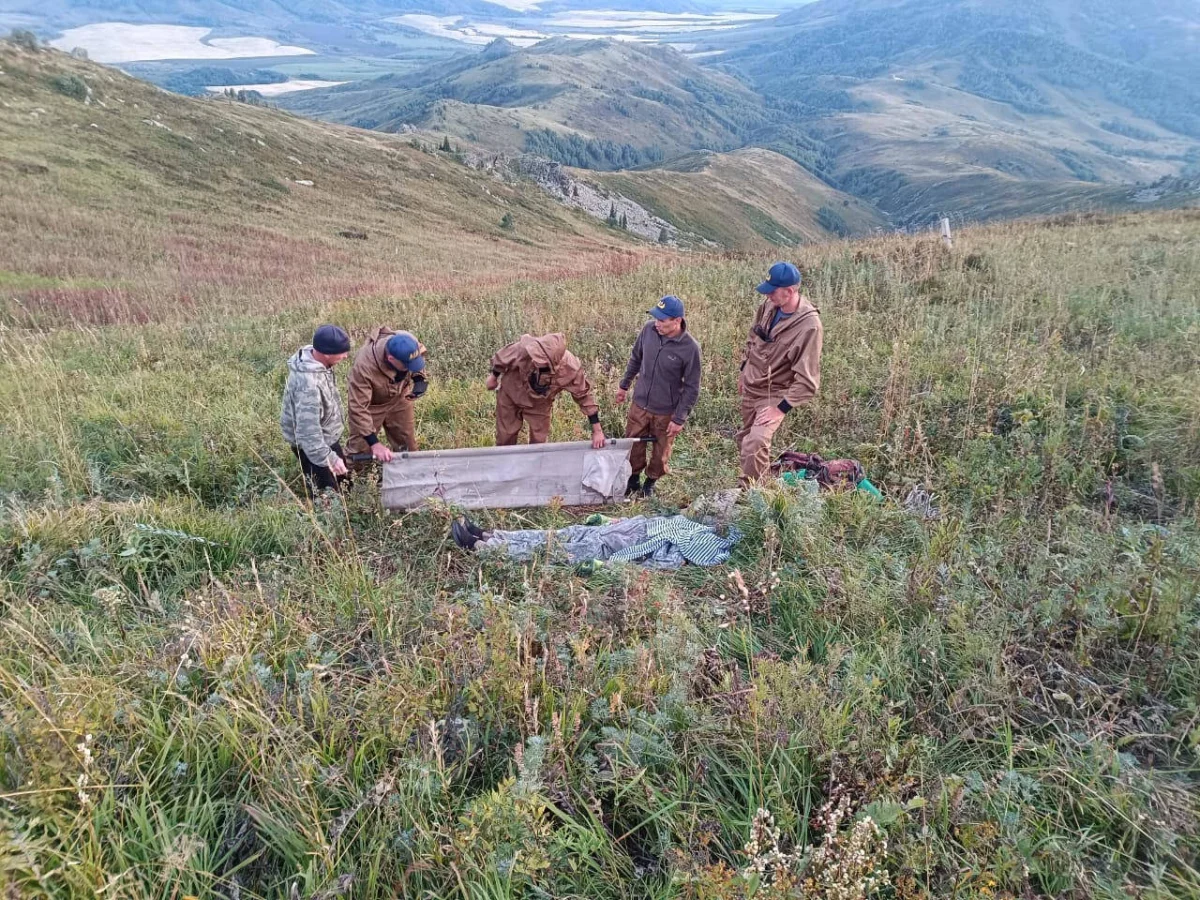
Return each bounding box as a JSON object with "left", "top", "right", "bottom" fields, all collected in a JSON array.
[
  {"left": 11, "top": 0, "right": 1200, "bottom": 242},
  {"left": 704, "top": 0, "right": 1200, "bottom": 221},
  {"left": 287, "top": 0, "right": 1200, "bottom": 231}
]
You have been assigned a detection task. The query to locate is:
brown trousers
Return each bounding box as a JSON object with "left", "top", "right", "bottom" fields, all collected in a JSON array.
[
  {"left": 346, "top": 397, "right": 417, "bottom": 457},
  {"left": 495, "top": 393, "right": 553, "bottom": 445},
  {"left": 735, "top": 395, "right": 785, "bottom": 486},
  {"left": 625, "top": 403, "right": 677, "bottom": 480}
]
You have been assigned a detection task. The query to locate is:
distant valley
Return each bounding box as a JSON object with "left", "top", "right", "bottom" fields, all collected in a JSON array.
[{"left": 8, "top": 0, "right": 1200, "bottom": 247}]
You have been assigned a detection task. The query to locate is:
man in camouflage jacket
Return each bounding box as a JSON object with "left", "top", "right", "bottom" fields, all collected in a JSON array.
[{"left": 280, "top": 325, "right": 352, "bottom": 496}]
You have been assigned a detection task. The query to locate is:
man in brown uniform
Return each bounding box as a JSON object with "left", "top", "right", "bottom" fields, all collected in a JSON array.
[
  {"left": 486, "top": 333, "right": 606, "bottom": 448},
  {"left": 346, "top": 328, "right": 428, "bottom": 464},
  {"left": 737, "top": 262, "right": 823, "bottom": 486},
  {"left": 616, "top": 295, "right": 702, "bottom": 498}
]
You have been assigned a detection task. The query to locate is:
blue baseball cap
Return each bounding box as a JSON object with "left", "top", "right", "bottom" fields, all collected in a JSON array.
[
  {"left": 756, "top": 261, "right": 801, "bottom": 294},
  {"left": 385, "top": 331, "right": 425, "bottom": 372},
  {"left": 649, "top": 295, "right": 685, "bottom": 320}
]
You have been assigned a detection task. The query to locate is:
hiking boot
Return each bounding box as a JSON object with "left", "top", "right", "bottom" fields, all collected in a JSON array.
[
  {"left": 463, "top": 517, "right": 486, "bottom": 540},
  {"left": 451, "top": 518, "right": 478, "bottom": 551},
  {"left": 640, "top": 478, "right": 657, "bottom": 498},
  {"left": 625, "top": 473, "right": 642, "bottom": 497}
]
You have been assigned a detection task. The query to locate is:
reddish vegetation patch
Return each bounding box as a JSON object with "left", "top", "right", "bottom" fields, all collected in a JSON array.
[
  {"left": 12, "top": 287, "right": 195, "bottom": 327},
  {"left": 166, "top": 229, "right": 352, "bottom": 289}
]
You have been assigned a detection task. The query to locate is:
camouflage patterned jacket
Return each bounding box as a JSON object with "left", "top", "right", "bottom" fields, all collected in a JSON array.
[{"left": 280, "top": 346, "right": 344, "bottom": 466}]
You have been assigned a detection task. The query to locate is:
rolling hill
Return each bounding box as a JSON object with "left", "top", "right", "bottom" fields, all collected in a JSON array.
[
  {"left": 0, "top": 39, "right": 641, "bottom": 326},
  {"left": 702, "top": 0, "right": 1200, "bottom": 223},
  {"left": 284, "top": 37, "right": 827, "bottom": 172},
  {"left": 591, "top": 148, "right": 888, "bottom": 248}
]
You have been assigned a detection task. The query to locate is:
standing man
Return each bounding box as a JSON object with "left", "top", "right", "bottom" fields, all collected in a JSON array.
[
  {"left": 346, "top": 328, "right": 428, "bottom": 464},
  {"left": 487, "top": 333, "right": 606, "bottom": 448},
  {"left": 737, "top": 262, "right": 823, "bottom": 486},
  {"left": 280, "top": 324, "right": 352, "bottom": 497},
  {"left": 616, "top": 295, "right": 702, "bottom": 498}
]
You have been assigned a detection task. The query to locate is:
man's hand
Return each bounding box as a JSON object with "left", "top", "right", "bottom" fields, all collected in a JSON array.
[
  {"left": 753, "top": 406, "right": 786, "bottom": 428},
  {"left": 371, "top": 443, "right": 394, "bottom": 463},
  {"left": 485, "top": 373, "right": 500, "bottom": 392},
  {"left": 329, "top": 454, "right": 349, "bottom": 477},
  {"left": 591, "top": 425, "right": 606, "bottom": 449},
  {"left": 615, "top": 387, "right": 628, "bottom": 404},
  {"left": 667, "top": 421, "right": 684, "bottom": 438}
]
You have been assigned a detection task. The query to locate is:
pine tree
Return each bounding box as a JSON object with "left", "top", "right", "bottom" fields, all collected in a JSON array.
[
  {"left": 658, "top": 228, "right": 669, "bottom": 244},
  {"left": 441, "top": 136, "right": 452, "bottom": 152},
  {"left": 500, "top": 212, "right": 514, "bottom": 230},
  {"left": 607, "top": 203, "right": 618, "bottom": 226},
  {"left": 620, "top": 213, "right": 628, "bottom": 229}
]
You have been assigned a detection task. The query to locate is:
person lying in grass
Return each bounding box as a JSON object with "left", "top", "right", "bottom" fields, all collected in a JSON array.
[{"left": 451, "top": 490, "right": 742, "bottom": 569}]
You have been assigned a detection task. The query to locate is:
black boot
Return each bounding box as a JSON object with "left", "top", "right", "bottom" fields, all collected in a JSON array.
[
  {"left": 451, "top": 518, "right": 479, "bottom": 551},
  {"left": 640, "top": 478, "right": 657, "bottom": 498},
  {"left": 625, "top": 473, "right": 642, "bottom": 497},
  {"left": 464, "top": 517, "right": 485, "bottom": 540}
]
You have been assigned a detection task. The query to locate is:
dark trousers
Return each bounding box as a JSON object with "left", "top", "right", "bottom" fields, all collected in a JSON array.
[{"left": 293, "top": 442, "right": 345, "bottom": 498}]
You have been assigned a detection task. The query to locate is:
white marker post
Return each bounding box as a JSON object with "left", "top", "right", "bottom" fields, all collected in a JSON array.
[{"left": 940, "top": 216, "right": 953, "bottom": 250}]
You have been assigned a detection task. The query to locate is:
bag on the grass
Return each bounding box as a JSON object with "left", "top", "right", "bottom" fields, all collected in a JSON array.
[{"left": 771, "top": 451, "right": 865, "bottom": 489}]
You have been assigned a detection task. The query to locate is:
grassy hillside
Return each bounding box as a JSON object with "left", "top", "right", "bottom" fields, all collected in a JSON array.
[
  {"left": 3, "top": 107, "right": 1200, "bottom": 900},
  {"left": 0, "top": 41, "right": 642, "bottom": 327},
  {"left": 3, "top": 33, "right": 1200, "bottom": 900},
  {"left": 594, "top": 148, "right": 888, "bottom": 247},
  {"left": 284, "top": 38, "right": 822, "bottom": 172},
  {"left": 703, "top": 0, "right": 1200, "bottom": 225}
]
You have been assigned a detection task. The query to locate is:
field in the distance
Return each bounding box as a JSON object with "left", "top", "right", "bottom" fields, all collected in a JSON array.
[{"left": 2, "top": 41, "right": 1200, "bottom": 900}]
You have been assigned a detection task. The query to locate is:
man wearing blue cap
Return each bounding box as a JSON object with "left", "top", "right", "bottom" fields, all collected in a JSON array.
[
  {"left": 616, "top": 295, "right": 702, "bottom": 497},
  {"left": 737, "top": 262, "right": 823, "bottom": 485},
  {"left": 346, "top": 327, "right": 428, "bottom": 464}
]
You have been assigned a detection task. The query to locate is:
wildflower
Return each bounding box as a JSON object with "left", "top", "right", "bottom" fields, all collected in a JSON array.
[{"left": 741, "top": 807, "right": 797, "bottom": 885}]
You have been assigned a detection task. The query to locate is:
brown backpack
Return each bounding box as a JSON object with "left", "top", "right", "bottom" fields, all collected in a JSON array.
[{"left": 771, "top": 451, "right": 864, "bottom": 489}]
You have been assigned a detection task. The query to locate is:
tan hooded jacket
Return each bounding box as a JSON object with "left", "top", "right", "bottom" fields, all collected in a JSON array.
[
  {"left": 490, "top": 333, "right": 599, "bottom": 415},
  {"left": 739, "top": 297, "right": 823, "bottom": 411},
  {"left": 347, "top": 326, "right": 427, "bottom": 440}
]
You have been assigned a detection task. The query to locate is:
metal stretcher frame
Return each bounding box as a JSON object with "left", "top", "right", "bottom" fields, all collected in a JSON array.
[{"left": 378, "top": 438, "right": 643, "bottom": 510}]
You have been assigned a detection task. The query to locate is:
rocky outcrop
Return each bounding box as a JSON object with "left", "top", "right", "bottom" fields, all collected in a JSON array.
[{"left": 464, "top": 150, "right": 696, "bottom": 246}]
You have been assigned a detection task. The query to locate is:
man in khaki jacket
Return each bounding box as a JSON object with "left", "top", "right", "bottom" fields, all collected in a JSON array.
[
  {"left": 346, "top": 328, "right": 428, "bottom": 463},
  {"left": 737, "top": 262, "right": 823, "bottom": 485},
  {"left": 486, "top": 333, "right": 606, "bottom": 448}
]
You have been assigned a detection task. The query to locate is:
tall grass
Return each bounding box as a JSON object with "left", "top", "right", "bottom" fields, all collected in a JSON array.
[{"left": 2, "top": 212, "right": 1199, "bottom": 899}]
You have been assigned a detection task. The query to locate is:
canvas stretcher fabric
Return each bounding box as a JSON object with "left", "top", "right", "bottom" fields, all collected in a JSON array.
[{"left": 380, "top": 439, "right": 638, "bottom": 510}]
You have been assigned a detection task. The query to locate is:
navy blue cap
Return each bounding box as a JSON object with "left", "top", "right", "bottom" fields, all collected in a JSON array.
[
  {"left": 312, "top": 324, "right": 350, "bottom": 355},
  {"left": 756, "top": 261, "right": 802, "bottom": 294},
  {"left": 385, "top": 331, "right": 426, "bottom": 372},
  {"left": 649, "top": 295, "right": 684, "bottom": 320}
]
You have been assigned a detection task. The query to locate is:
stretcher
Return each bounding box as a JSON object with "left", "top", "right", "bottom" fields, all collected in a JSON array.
[{"left": 364, "top": 438, "right": 646, "bottom": 510}]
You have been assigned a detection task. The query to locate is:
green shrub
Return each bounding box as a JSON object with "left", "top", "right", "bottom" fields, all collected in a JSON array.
[
  {"left": 8, "top": 28, "right": 38, "bottom": 51},
  {"left": 50, "top": 74, "right": 88, "bottom": 102}
]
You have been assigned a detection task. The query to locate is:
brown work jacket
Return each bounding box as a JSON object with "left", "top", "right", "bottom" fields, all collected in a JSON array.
[
  {"left": 739, "top": 297, "right": 823, "bottom": 411},
  {"left": 491, "top": 333, "right": 599, "bottom": 415},
  {"left": 347, "top": 326, "right": 426, "bottom": 441}
]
